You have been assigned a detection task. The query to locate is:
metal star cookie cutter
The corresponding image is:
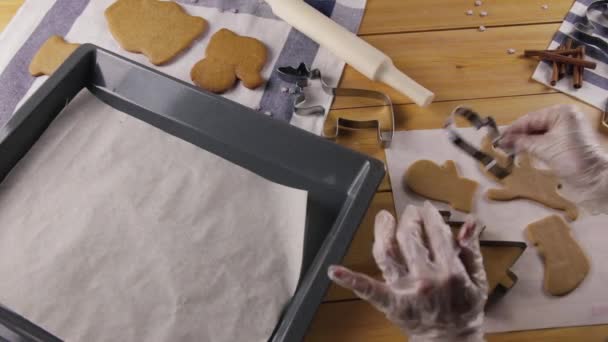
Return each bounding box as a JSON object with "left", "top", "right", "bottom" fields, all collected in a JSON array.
[
  {"left": 444, "top": 106, "right": 514, "bottom": 179},
  {"left": 277, "top": 63, "right": 395, "bottom": 148}
]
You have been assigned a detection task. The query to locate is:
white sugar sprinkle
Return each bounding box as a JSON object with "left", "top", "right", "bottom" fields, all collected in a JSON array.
[
  {"left": 465, "top": 9, "right": 474, "bottom": 16},
  {"left": 507, "top": 48, "right": 516, "bottom": 54},
  {"left": 480, "top": 10, "right": 488, "bottom": 17},
  {"left": 478, "top": 25, "right": 486, "bottom": 32},
  {"left": 280, "top": 87, "right": 288, "bottom": 93},
  {"left": 541, "top": 4, "right": 549, "bottom": 10},
  {"left": 474, "top": 0, "right": 482, "bottom": 6}
]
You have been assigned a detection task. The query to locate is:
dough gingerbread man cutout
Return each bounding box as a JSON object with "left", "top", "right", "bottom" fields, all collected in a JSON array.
[{"left": 479, "top": 136, "right": 578, "bottom": 220}]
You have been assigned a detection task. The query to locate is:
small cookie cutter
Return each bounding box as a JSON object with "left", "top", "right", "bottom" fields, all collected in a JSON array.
[
  {"left": 277, "top": 63, "right": 395, "bottom": 148},
  {"left": 444, "top": 106, "right": 513, "bottom": 179}
]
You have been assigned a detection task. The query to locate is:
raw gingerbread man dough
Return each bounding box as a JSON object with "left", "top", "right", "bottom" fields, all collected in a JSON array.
[
  {"left": 479, "top": 136, "right": 578, "bottom": 220},
  {"left": 404, "top": 160, "right": 478, "bottom": 212},
  {"left": 29, "top": 35, "right": 80, "bottom": 76},
  {"left": 526, "top": 215, "right": 589, "bottom": 296}
]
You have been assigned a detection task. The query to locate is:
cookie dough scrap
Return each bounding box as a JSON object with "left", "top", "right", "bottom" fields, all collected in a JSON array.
[
  {"left": 191, "top": 29, "right": 268, "bottom": 93},
  {"left": 479, "top": 136, "right": 578, "bottom": 221},
  {"left": 526, "top": 215, "right": 590, "bottom": 296},
  {"left": 105, "top": 0, "right": 208, "bottom": 65},
  {"left": 29, "top": 35, "right": 80, "bottom": 76},
  {"left": 404, "top": 160, "right": 478, "bottom": 212}
]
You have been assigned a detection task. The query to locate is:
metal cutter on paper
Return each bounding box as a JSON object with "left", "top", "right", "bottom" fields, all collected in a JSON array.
[
  {"left": 444, "top": 106, "right": 514, "bottom": 179},
  {"left": 277, "top": 63, "right": 395, "bottom": 148}
]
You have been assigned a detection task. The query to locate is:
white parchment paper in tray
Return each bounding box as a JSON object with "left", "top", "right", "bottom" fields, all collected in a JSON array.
[
  {"left": 386, "top": 127, "right": 608, "bottom": 333},
  {"left": 0, "top": 91, "right": 308, "bottom": 342}
]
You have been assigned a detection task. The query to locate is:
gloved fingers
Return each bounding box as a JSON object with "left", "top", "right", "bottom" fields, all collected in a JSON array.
[
  {"left": 502, "top": 132, "right": 554, "bottom": 160},
  {"left": 373, "top": 210, "right": 408, "bottom": 283},
  {"left": 457, "top": 217, "right": 488, "bottom": 291},
  {"left": 328, "top": 265, "right": 392, "bottom": 312},
  {"left": 419, "top": 201, "right": 457, "bottom": 267},
  {"left": 500, "top": 104, "right": 564, "bottom": 139},
  {"left": 396, "top": 205, "right": 432, "bottom": 278}
]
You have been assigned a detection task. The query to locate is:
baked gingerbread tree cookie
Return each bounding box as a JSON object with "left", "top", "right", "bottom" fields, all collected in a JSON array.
[
  {"left": 190, "top": 29, "right": 268, "bottom": 93},
  {"left": 478, "top": 136, "right": 578, "bottom": 220},
  {"left": 105, "top": 0, "right": 208, "bottom": 65},
  {"left": 404, "top": 159, "right": 478, "bottom": 212}
]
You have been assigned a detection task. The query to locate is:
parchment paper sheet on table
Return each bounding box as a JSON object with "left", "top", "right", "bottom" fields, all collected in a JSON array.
[
  {"left": 386, "top": 127, "right": 608, "bottom": 333},
  {"left": 0, "top": 91, "right": 308, "bottom": 342}
]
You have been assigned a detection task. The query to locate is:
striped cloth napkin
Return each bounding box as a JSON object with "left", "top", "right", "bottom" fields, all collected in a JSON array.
[
  {"left": 532, "top": 0, "right": 608, "bottom": 110},
  {"left": 0, "top": 0, "right": 367, "bottom": 134}
]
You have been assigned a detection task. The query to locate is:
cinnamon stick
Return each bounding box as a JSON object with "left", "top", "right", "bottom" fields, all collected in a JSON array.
[
  {"left": 558, "top": 45, "right": 567, "bottom": 79},
  {"left": 529, "top": 51, "right": 596, "bottom": 69},
  {"left": 565, "top": 39, "right": 574, "bottom": 75},
  {"left": 574, "top": 46, "right": 586, "bottom": 88},
  {"left": 524, "top": 49, "right": 579, "bottom": 56},
  {"left": 551, "top": 56, "right": 559, "bottom": 86},
  {"left": 573, "top": 49, "right": 581, "bottom": 88}
]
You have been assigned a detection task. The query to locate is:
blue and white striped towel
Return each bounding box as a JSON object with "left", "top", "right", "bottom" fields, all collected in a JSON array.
[
  {"left": 0, "top": 0, "right": 367, "bottom": 134},
  {"left": 533, "top": 0, "right": 608, "bottom": 110}
]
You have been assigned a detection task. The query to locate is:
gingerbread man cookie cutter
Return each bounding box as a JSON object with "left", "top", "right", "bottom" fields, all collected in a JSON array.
[
  {"left": 277, "top": 63, "right": 395, "bottom": 148},
  {"left": 444, "top": 106, "right": 514, "bottom": 179}
]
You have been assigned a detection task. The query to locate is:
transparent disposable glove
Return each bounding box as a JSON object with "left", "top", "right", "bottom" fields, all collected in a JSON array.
[
  {"left": 499, "top": 104, "right": 608, "bottom": 212},
  {"left": 328, "top": 202, "right": 487, "bottom": 342}
]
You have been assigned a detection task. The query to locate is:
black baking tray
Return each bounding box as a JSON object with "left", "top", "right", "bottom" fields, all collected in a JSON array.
[{"left": 0, "top": 45, "right": 385, "bottom": 342}]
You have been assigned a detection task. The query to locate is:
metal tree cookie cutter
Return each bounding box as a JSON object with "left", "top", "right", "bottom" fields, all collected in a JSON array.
[
  {"left": 444, "top": 106, "right": 514, "bottom": 179},
  {"left": 277, "top": 63, "right": 395, "bottom": 148}
]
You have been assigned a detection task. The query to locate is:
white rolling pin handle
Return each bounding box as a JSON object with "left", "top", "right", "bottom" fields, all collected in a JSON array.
[
  {"left": 265, "top": 0, "right": 434, "bottom": 107},
  {"left": 377, "top": 62, "right": 435, "bottom": 107},
  {"left": 266, "top": 0, "right": 385, "bottom": 77}
]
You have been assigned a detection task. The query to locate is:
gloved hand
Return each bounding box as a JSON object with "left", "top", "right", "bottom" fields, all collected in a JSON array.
[
  {"left": 499, "top": 104, "right": 608, "bottom": 211},
  {"left": 328, "top": 202, "right": 487, "bottom": 342}
]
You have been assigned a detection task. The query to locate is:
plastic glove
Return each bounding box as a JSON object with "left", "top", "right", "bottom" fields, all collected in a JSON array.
[
  {"left": 499, "top": 104, "right": 608, "bottom": 212},
  {"left": 328, "top": 202, "right": 487, "bottom": 342}
]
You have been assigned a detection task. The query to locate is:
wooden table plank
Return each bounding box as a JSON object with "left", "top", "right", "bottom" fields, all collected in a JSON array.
[
  {"left": 359, "top": 0, "right": 571, "bottom": 35},
  {"left": 307, "top": 299, "right": 608, "bottom": 341},
  {"left": 0, "top": 1, "right": 22, "bottom": 32},
  {"left": 334, "top": 24, "right": 559, "bottom": 109}
]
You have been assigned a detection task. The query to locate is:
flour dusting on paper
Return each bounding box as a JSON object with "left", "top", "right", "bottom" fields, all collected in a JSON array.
[{"left": 0, "top": 91, "right": 308, "bottom": 342}]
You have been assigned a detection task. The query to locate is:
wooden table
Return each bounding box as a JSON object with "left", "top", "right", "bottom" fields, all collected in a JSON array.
[{"left": 1, "top": 1, "right": 607, "bottom": 341}]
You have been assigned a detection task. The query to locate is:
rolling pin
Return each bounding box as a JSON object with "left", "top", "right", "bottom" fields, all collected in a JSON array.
[{"left": 265, "top": 0, "right": 435, "bottom": 107}]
